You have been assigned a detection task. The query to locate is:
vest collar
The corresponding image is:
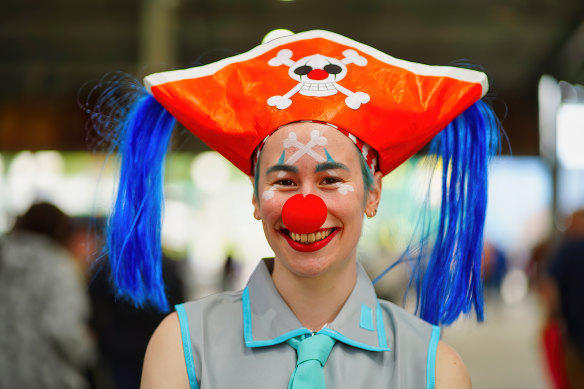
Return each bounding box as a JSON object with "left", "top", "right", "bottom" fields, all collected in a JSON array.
[{"left": 242, "top": 258, "right": 390, "bottom": 352}]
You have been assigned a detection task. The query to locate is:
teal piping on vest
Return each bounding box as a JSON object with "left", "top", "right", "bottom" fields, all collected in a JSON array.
[
  {"left": 376, "top": 301, "right": 388, "bottom": 349},
  {"left": 242, "top": 286, "right": 389, "bottom": 351},
  {"left": 359, "top": 304, "right": 374, "bottom": 331},
  {"left": 175, "top": 304, "right": 200, "bottom": 389},
  {"left": 242, "top": 287, "right": 253, "bottom": 343},
  {"left": 318, "top": 328, "right": 390, "bottom": 352},
  {"left": 426, "top": 325, "right": 441, "bottom": 389},
  {"left": 242, "top": 286, "right": 312, "bottom": 347}
]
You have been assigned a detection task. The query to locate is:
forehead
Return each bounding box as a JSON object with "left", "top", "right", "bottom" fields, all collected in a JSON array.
[{"left": 261, "top": 122, "right": 358, "bottom": 164}]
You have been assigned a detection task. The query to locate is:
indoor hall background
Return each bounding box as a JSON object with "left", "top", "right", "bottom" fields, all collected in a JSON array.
[{"left": 1, "top": 1, "right": 584, "bottom": 388}]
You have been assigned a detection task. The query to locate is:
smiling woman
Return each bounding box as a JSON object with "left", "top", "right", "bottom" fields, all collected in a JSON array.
[
  {"left": 252, "top": 123, "right": 377, "bottom": 284},
  {"left": 97, "top": 30, "right": 501, "bottom": 388}
]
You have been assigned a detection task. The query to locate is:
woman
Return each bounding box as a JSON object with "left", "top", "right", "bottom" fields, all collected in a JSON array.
[{"left": 100, "top": 30, "right": 500, "bottom": 388}]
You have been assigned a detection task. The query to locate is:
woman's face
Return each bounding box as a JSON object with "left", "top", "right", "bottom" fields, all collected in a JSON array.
[{"left": 252, "top": 122, "right": 381, "bottom": 279}]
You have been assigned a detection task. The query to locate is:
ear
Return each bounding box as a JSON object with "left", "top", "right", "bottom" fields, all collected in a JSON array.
[
  {"left": 250, "top": 175, "right": 261, "bottom": 220},
  {"left": 365, "top": 171, "right": 383, "bottom": 217}
]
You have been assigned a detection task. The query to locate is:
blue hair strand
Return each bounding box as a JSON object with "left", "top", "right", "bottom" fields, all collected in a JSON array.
[
  {"left": 420, "top": 100, "right": 500, "bottom": 325},
  {"left": 107, "top": 92, "right": 175, "bottom": 312},
  {"left": 374, "top": 99, "right": 501, "bottom": 326}
]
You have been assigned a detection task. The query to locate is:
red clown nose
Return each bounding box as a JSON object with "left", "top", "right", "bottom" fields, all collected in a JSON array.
[{"left": 282, "top": 194, "right": 327, "bottom": 234}]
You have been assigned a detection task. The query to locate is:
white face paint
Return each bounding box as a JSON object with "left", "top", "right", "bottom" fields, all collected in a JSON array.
[
  {"left": 262, "top": 187, "right": 276, "bottom": 200},
  {"left": 260, "top": 128, "right": 355, "bottom": 199},
  {"left": 335, "top": 182, "right": 355, "bottom": 195},
  {"left": 283, "top": 130, "right": 327, "bottom": 164}
]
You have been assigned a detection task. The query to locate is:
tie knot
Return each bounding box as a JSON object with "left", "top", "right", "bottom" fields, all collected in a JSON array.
[{"left": 290, "top": 334, "right": 336, "bottom": 366}]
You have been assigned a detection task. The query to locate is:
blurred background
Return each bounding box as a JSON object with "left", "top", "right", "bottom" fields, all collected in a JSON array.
[{"left": 1, "top": 0, "right": 584, "bottom": 388}]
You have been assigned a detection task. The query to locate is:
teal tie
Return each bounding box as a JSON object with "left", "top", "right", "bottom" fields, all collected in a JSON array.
[{"left": 287, "top": 334, "right": 336, "bottom": 389}]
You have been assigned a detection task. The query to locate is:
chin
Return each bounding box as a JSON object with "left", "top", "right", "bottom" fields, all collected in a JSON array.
[
  {"left": 275, "top": 245, "right": 356, "bottom": 280},
  {"left": 277, "top": 256, "right": 331, "bottom": 278}
]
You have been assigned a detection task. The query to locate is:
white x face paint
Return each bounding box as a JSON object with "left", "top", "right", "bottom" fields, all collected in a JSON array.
[
  {"left": 283, "top": 130, "right": 327, "bottom": 165},
  {"left": 260, "top": 128, "right": 354, "bottom": 199}
]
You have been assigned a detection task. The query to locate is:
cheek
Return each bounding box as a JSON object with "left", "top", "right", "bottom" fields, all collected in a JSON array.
[
  {"left": 333, "top": 182, "right": 356, "bottom": 196},
  {"left": 321, "top": 188, "right": 366, "bottom": 219},
  {"left": 261, "top": 187, "right": 276, "bottom": 201},
  {"left": 258, "top": 194, "right": 287, "bottom": 221}
]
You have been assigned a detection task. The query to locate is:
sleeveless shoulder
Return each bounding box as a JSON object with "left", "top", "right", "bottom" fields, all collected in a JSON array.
[
  {"left": 378, "top": 299, "right": 441, "bottom": 389},
  {"left": 177, "top": 290, "right": 246, "bottom": 388}
]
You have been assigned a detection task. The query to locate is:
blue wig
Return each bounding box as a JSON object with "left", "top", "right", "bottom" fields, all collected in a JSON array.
[
  {"left": 373, "top": 99, "right": 501, "bottom": 326},
  {"left": 105, "top": 89, "right": 176, "bottom": 311}
]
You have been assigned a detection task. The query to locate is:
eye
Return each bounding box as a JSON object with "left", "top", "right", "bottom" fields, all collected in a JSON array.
[
  {"left": 294, "top": 65, "right": 312, "bottom": 76},
  {"left": 274, "top": 179, "right": 296, "bottom": 187},
  {"left": 323, "top": 64, "right": 342, "bottom": 75},
  {"left": 321, "top": 177, "right": 342, "bottom": 185}
]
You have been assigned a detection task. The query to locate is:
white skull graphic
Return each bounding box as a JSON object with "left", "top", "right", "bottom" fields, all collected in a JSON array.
[
  {"left": 267, "top": 49, "right": 370, "bottom": 110},
  {"left": 288, "top": 54, "right": 347, "bottom": 97}
]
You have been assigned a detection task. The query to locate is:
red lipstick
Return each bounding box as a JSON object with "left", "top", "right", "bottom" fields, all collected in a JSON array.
[{"left": 280, "top": 228, "right": 340, "bottom": 252}]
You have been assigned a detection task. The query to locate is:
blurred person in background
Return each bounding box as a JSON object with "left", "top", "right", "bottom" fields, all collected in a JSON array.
[
  {"left": 540, "top": 209, "right": 584, "bottom": 389},
  {"left": 89, "top": 253, "right": 185, "bottom": 389},
  {"left": 0, "top": 202, "right": 96, "bottom": 389},
  {"left": 482, "top": 240, "right": 508, "bottom": 294},
  {"left": 65, "top": 216, "right": 186, "bottom": 389}
]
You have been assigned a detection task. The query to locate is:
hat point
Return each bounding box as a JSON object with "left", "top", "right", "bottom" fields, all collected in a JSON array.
[{"left": 262, "top": 29, "right": 295, "bottom": 44}]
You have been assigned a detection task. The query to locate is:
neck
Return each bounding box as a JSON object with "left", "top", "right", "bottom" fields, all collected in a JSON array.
[{"left": 271, "top": 259, "right": 357, "bottom": 332}]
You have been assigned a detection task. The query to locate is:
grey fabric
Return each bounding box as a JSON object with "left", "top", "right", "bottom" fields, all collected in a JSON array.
[
  {"left": 179, "top": 259, "right": 437, "bottom": 388},
  {"left": 0, "top": 232, "right": 95, "bottom": 389}
]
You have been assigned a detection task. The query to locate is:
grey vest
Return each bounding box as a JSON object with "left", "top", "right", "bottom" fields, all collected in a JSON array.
[{"left": 176, "top": 259, "right": 439, "bottom": 388}]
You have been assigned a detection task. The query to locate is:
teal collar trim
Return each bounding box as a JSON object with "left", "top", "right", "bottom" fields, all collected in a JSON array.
[
  {"left": 243, "top": 287, "right": 312, "bottom": 347},
  {"left": 242, "top": 259, "right": 390, "bottom": 352}
]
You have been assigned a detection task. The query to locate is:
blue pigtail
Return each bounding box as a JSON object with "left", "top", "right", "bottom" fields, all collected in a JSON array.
[
  {"left": 414, "top": 100, "right": 501, "bottom": 325},
  {"left": 107, "top": 91, "right": 176, "bottom": 311}
]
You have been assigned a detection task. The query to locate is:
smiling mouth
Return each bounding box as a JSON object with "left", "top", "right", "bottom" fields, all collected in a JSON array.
[
  {"left": 284, "top": 228, "right": 336, "bottom": 244},
  {"left": 279, "top": 228, "right": 339, "bottom": 252}
]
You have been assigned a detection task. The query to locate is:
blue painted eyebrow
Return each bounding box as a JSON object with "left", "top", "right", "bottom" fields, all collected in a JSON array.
[
  {"left": 315, "top": 161, "right": 349, "bottom": 172},
  {"left": 266, "top": 164, "right": 299, "bottom": 175}
]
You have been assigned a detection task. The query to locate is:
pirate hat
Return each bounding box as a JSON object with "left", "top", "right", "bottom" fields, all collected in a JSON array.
[
  {"left": 104, "top": 30, "right": 501, "bottom": 326},
  {"left": 144, "top": 29, "right": 488, "bottom": 176}
]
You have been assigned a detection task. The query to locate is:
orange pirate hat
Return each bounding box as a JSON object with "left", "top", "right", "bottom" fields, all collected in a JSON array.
[
  {"left": 144, "top": 29, "right": 488, "bottom": 175},
  {"left": 103, "top": 30, "right": 501, "bottom": 326}
]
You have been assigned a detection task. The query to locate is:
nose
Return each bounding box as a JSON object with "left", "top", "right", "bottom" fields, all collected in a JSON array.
[
  {"left": 307, "top": 69, "right": 329, "bottom": 80},
  {"left": 282, "top": 194, "right": 327, "bottom": 234}
]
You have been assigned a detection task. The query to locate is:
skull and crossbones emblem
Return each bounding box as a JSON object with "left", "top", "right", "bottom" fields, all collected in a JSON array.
[{"left": 267, "top": 49, "right": 370, "bottom": 110}]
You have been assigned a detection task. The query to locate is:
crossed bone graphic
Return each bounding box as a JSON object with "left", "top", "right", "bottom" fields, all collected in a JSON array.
[
  {"left": 262, "top": 130, "right": 327, "bottom": 201},
  {"left": 267, "top": 49, "right": 370, "bottom": 110},
  {"left": 261, "top": 130, "right": 355, "bottom": 200},
  {"left": 283, "top": 130, "right": 327, "bottom": 164}
]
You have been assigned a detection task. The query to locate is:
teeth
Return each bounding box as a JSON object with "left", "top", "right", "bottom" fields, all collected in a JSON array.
[{"left": 288, "top": 229, "right": 334, "bottom": 244}]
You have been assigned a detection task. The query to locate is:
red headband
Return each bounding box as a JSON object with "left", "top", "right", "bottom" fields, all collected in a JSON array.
[{"left": 252, "top": 120, "right": 378, "bottom": 175}]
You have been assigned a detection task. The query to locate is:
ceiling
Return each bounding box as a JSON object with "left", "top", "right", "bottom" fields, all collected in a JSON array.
[{"left": 1, "top": 0, "right": 583, "bottom": 154}]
